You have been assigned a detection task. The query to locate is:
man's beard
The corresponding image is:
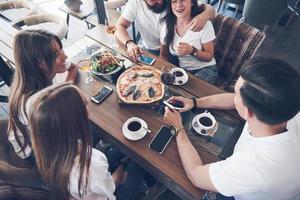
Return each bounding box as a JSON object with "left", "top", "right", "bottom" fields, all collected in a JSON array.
[{"left": 145, "top": 1, "right": 166, "bottom": 13}]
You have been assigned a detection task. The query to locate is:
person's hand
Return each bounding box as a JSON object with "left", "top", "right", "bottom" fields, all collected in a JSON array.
[
  {"left": 176, "top": 42, "right": 193, "bottom": 56},
  {"left": 168, "top": 96, "right": 194, "bottom": 112},
  {"left": 127, "top": 42, "right": 143, "bottom": 62},
  {"left": 164, "top": 107, "right": 183, "bottom": 128},
  {"left": 187, "top": 15, "right": 207, "bottom": 31}
]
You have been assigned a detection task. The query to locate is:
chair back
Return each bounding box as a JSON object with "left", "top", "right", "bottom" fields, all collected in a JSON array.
[
  {"left": 0, "top": 180, "right": 51, "bottom": 200},
  {"left": 213, "top": 14, "right": 266, "bottom": 90},
  {"left": 17, "top": 14, "right": 68, "bottom": 39},
  {"left": 0, "top": 119, "right": 50, "bottom": 199}
]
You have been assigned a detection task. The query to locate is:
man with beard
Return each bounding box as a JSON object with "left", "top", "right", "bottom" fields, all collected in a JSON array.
[{"left": 115, "top": 0, "right": 215, "bottom": 61}]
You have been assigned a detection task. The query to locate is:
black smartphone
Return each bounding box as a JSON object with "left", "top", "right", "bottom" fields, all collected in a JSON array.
[
  {"left": 91, "top": 86, "right": 113, "bottom": 104},
  {"left": 137, "top": 55, "right": 155, "bottom": 65},
  {"left": 149, "top": 125, "right": 174, "bottom": 154}
]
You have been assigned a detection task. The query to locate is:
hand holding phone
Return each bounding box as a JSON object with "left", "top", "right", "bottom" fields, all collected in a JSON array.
[
  {"left": 163, "top": 100, "right": 184, "bottom": 110},
  {"left": 91, "top": 86, "right": 113, "bottom": 104},
  {"left": 149, "top": 125, "right": 174, "bottom": 154},
  {"left": 137, "top": 55, "right": 155, "bottom": 65}
]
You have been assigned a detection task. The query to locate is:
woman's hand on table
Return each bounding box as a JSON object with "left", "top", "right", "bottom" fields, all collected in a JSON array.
[
  {"left": 127, "top": 42, "right": 143, "bottom": 62},
  {"left": 168, "top": 96, "right": 194, "bottom": 113},
  {"left": 164, "top": 106, "right": 183, "bottom": 128}
]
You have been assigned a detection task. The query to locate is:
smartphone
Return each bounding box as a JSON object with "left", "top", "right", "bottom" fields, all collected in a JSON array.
[
  {"left": 91, "top": 86, "right": 113, "bottom": 104},
  {"left": 149, "top": 125, "right": 174, "bottom": 154},
  {"left": 137, "top": 55, "right": 155, "bottom": 65},
  {"left": 163, "top": 100, "right": 184, "bottom": 110}
]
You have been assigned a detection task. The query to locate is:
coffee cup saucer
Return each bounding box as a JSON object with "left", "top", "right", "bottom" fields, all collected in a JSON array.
[
  {"left": 192, "top": 114, "right": 211, "bottom": 136},
  {"left": 122, "top": 117, "right": 148, "bottom": 140},
  {"left": 171, "top": 68, "right": 188, "bottom": 86}
]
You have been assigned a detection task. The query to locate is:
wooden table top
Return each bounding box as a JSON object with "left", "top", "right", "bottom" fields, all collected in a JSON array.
[{"left": 77, "top": 25, "right": 244, "bottom": 200}]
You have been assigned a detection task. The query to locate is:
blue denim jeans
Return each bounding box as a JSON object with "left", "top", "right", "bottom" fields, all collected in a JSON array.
[{"left": 192, "top": 65, "right": 218, "bottom": 85}]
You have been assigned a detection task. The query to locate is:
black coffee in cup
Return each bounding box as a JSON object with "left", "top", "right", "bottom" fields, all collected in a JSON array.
[
  {"left": 128, "top": 121, "right": 142, "bottom": 132},
  {"left": 198, "top": 116, "right": 213, "bottom": 127},
  {"left": 173, "top": 71, "right": 184, "bottom": 77}
]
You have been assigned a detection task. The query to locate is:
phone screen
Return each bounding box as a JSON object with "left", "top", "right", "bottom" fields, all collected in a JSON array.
[
  {"left": 149, "top": 126, "right": 173, "bottom": 154},
  {"left": 138, "top": 55, "right": 155, "bottom": 65},
  {"left": 91, "top": 86, "right": 112, "bottom": 104}
]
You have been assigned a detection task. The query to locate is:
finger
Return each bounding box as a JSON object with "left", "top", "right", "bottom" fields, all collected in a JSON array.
[
  {"left": 187, "top": 21, "right": 196, "bottom": 30},
  {"left": 139, "top": 48, "right": 144, "bottom": 54}
]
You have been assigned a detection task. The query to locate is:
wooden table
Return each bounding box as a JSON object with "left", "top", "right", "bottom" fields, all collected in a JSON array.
[
  {"left": 0, "top": 15, "right": 244, "bottom": 199},
  {"left": 73, "top": 25, "right": 245, "bottom": 200}
]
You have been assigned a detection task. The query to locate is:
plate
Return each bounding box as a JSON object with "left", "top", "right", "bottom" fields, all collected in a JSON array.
[
  {"left": 171, "top": 68, "right": 188, "bottom": 85},
  {"left": 122, "top": 117, "right": 148, "bottom": 140},
  {"left": 90, "top": 51, "right": 124, "bottom": 76}
]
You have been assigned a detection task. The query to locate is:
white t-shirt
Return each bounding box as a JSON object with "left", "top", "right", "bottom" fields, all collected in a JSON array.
[
  {"left": 8, "top": 61, "right": 72, "bottom": 159},
  {"left": 70, "top": 149, "right": 116, "bottom": 200},
  {"left": 160, "top": 21, "right": 216, "bottom": 70},
  {"left": 209, "top": 113, "right": 300, "bottom": 200},
  {"left": 121, "top": 0, "right": 165, "bottom": 50}
]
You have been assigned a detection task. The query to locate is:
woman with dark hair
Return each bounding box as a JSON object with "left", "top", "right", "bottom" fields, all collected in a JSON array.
[
  {"left": 28, "top": 83, "right": 120, "bottom": 199},
  {"left": 8, "top": 29, "right": 78, "bottom": 159},
  {"left": 160, "top": 0, "right": 217, "bottom": 84}
]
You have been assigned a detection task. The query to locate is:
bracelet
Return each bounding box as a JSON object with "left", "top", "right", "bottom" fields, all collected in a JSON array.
[
  {"left": 192, "top": 97, "right": 197, "bottom": 109},
  {"left": 124, "top": 39, "right": 134, "bottom": 48}
]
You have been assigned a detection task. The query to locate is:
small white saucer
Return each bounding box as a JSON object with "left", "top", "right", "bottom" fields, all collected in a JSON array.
[
  {"left": 122, "top": 117, "right": 148, "bottom": 140},
  {"left": 192, "top": 115, "right": 206, "bottom": 135},
  {"left": 171, "top": 68, "right": 188, "bottom": 85}
]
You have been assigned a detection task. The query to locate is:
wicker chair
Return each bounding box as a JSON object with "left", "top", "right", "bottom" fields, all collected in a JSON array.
[
  {"left": 0, "top": 119, "right": 49, "bottom": 199},
  {"left": 213, "top": 14, "right": 266, "bottom": 91},
  {"left": 13, "top": 14, "right": 68, "bottom": 40},
  {"left": 0, "top": 0, "right": 38, "bottom": 18}
]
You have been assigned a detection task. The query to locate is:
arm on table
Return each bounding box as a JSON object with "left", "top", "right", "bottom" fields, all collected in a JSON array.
[{"left": 164, "top": 107, "right": 217, "bottom": 191}]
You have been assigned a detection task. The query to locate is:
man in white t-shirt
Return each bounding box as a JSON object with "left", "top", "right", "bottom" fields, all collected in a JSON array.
[
  {"left": 164, "top": 57, "right": 300, "bottom": 200},
  {"left": 115, "top": 0, "right": 215, "bottom": 61}
]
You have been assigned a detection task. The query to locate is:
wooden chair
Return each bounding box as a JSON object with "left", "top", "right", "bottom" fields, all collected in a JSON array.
[
  {"left": 0, "top": 119, "right": 50, "bottom": 199},
  {"left": 0, "top": 180, "right": 51, "bottom": 200},
  {"left": 213, "top": 14, "right": 266, "bottom": 91}
]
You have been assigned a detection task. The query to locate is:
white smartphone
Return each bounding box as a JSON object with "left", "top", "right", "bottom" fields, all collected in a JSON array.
[
  {"left": 149, "top": 125, "right": 174, "bottom": 154},
  {"left": 137, "top": 55, "right": 155, "bottom": 65},
  {"left": 163, "top": 100, "right": 184, "bottom": 110},
  {"left": 91, "top": 86, "right": 113, "bottom": 104}
]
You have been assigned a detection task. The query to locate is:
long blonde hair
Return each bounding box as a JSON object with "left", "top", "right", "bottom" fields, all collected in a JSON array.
[
  {"left": 29, "top": 83, "right": 92, "bottom": 199},
  {"left": 8, "top": 30, "right": 62, "bottom": 153}
]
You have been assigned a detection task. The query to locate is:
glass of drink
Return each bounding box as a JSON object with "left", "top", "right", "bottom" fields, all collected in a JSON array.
[
  {"left": 161, "top": 66, "right": 175, "bottom": 85},
  {"left": 77, "top": 59, "right": 96, "bottom": 85}
]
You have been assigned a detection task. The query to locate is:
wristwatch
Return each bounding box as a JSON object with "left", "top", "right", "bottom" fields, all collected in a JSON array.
[
  {"left": 170, "top": 125, "right": 184, "bottom": 136},
  {"left": 190, "top": 46, "right": 198, "bottom": 57},
  {"left": 125, "top": 39, "right": 134, "bottom": 48}
]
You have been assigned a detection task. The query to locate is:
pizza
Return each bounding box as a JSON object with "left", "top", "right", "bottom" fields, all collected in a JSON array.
[{"left": 116, "top": 65, "right": 164, "bottom": 104}]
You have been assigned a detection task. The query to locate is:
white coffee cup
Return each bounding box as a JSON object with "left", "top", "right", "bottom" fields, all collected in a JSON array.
[
  {"left": 195, "top": 111, "right": 217, "bottom": 136},
  {"left": 122, "top": 117, "right": 148, "bottom": 140}
]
